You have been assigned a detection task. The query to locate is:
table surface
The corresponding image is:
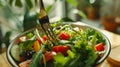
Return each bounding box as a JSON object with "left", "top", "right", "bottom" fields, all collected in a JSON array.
[
  {"left": 0, "top": 29, "right": 120, "bottom": 67},
  {"left": 0, "top": 52, "right": 11, "bottom": 67}
]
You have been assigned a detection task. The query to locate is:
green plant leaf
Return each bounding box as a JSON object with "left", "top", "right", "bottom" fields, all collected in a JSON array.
[
  {"left": 15, "top": 0, "right": 22, "bottom": 7},
  {"left": 23, "top": 10, "right": 38, "bottom": 31},
  {"left": 78, "top": 10, "right": 87, "bottom": 19},
  {"left": 35, "top": 0, "right": 37, "bottom": 3},
  {"left": 4, "top": 31, "right": 12, "bottom": 48},
  {"left": 0, "top": 0, "right": 6, "bottom": 7},
  {"left": 9, "top": 0, "right": 13, "bottom": 6},
  {"left": 46, "top": 5, "right": 52, "bottom": 13},
  {"left": 25, "top": 0, "right": 33, "bottom": 9},
  {"left": 0, "top": 4, "right": 2, "bottom": 7},
  {"left": 58, "top": 17, "right": 74, "bottom": 22},
  {"left": 66, "top": 0, "right": 78, "bottom": 7},
  {"left": 0, "top": 26, "right": 3, "bottom": 52},
  {"left": 30, "top": 45, "right": 45, "bottom": 67}
]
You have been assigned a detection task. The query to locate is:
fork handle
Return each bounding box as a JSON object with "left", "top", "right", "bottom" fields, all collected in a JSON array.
[
  {"left": 39, "top": 0, "right": 44, "bottom": 10},
  {"left": 39, "top": 16, "right": 49, "bottom": 24},
  {"left": 39, "top": 0, "right": 48, "bottom": 19}
]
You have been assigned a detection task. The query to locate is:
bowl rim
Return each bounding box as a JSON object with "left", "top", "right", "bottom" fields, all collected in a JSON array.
[
  {"left": 6, "top": 22, "right": 111, "bottom": 66},
  {"left": 6, "top": 28, "right": 35, "bottom": 67}
]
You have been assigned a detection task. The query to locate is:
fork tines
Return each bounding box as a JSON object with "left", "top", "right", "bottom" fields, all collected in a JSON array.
[{"left": 38, "top": 0, "right": 57, "bottom": 45}]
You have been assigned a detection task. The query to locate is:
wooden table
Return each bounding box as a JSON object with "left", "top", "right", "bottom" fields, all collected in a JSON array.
[
  {"left": 0, "top": 29, "right": 120, "bottom": 67},
  {"left": 0, "top": 52, "right": 11, "bottom": 67}
]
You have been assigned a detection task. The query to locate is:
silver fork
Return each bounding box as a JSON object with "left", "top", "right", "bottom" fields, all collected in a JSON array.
[{"left": 38, "top": 0, "right": 57, "bottom": 45}]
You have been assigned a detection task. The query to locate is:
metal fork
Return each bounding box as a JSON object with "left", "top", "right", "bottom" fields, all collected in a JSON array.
[{"left": 38, "top": 0, "right": 57, "bottom": 45}]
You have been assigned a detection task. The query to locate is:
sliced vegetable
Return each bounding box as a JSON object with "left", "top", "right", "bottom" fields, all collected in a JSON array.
[
  {"left": 44, "top": 51, "right": 56, "bottom": 62},
  {"left": 26, "top": 33, "right": 34, "bottom": 39},
  {"left": 54, "top": 53, "right": 70, "bottom": 67},
  {"left": 58, "top": 31, "right": 70, "bottom": 40},
  {"left": 30, "top": 45, "right": 45, "bottom": 67},
  {"left": 95, "top": 43, "right": 105, "bottom": 51},
  {"left": 11, "top": 45, "right": 20, "bottom": 61},
  {"left": 52, "top": 45, "right": 70, "bottom": 56},
  {"left": 33, "top": 40, "right": 40, "bottom": 52},
  {"left": 67, "top": 50, "right": 75, "bottom": 59}
]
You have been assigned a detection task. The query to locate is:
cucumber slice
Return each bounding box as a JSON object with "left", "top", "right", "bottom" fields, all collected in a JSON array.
[{"left": 10, "top": 45, "right": 20, "bottom": 61}]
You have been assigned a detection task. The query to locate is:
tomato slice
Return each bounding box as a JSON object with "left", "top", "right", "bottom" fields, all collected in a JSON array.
[
  {"left": 52, "top": 45, "right": 70, "bottom": 56},
  {"left": 95, "top": 43, "right": 105, "bottom": 51},
  {"left": 58, "top": 31, "right": 70, "bottom": 40},
  {"left": 44, "top": 51, "right": 56, "bottom": 62}
]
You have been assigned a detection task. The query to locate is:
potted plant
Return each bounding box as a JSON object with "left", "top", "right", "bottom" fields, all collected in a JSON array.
[
  {"left": 77, "top": 0, "right": 101, "bottom": 20},
  {"left": 100, "top": 0, "right": 120, "bottom": 33}
]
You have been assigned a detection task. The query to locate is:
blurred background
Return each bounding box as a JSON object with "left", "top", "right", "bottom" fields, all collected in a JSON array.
[{"left": 0, "top": 0, "right": 120, "bottom": 53}]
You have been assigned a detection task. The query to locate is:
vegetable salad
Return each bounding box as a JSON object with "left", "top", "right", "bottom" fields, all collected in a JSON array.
[{"left": 10, "top": 23, "right": 106, "bottom": 67}]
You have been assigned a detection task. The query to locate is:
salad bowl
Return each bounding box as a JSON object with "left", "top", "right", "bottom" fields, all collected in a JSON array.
[{"left": 7, "top": 22, "right": 111, "bottom": 67}]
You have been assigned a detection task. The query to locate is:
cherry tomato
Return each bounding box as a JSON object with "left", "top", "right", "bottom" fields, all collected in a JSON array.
[
  {"left": 95, "top": 43, "right": 105, "bottom": 51},
  {"left": 42, "top": 35, "right": 53, "bottom": 41},
  {"left": 44, "top": 51, "right": 56, "bottom": 62},
  {"left": 52, "top": 45, "right": 70, "bottom": 56},
  {"left": 58, "top": 31, "right": 70, "bottom": 40},
  {"left": 42, "top": 35, "right": 47, "bottom": 41}
]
